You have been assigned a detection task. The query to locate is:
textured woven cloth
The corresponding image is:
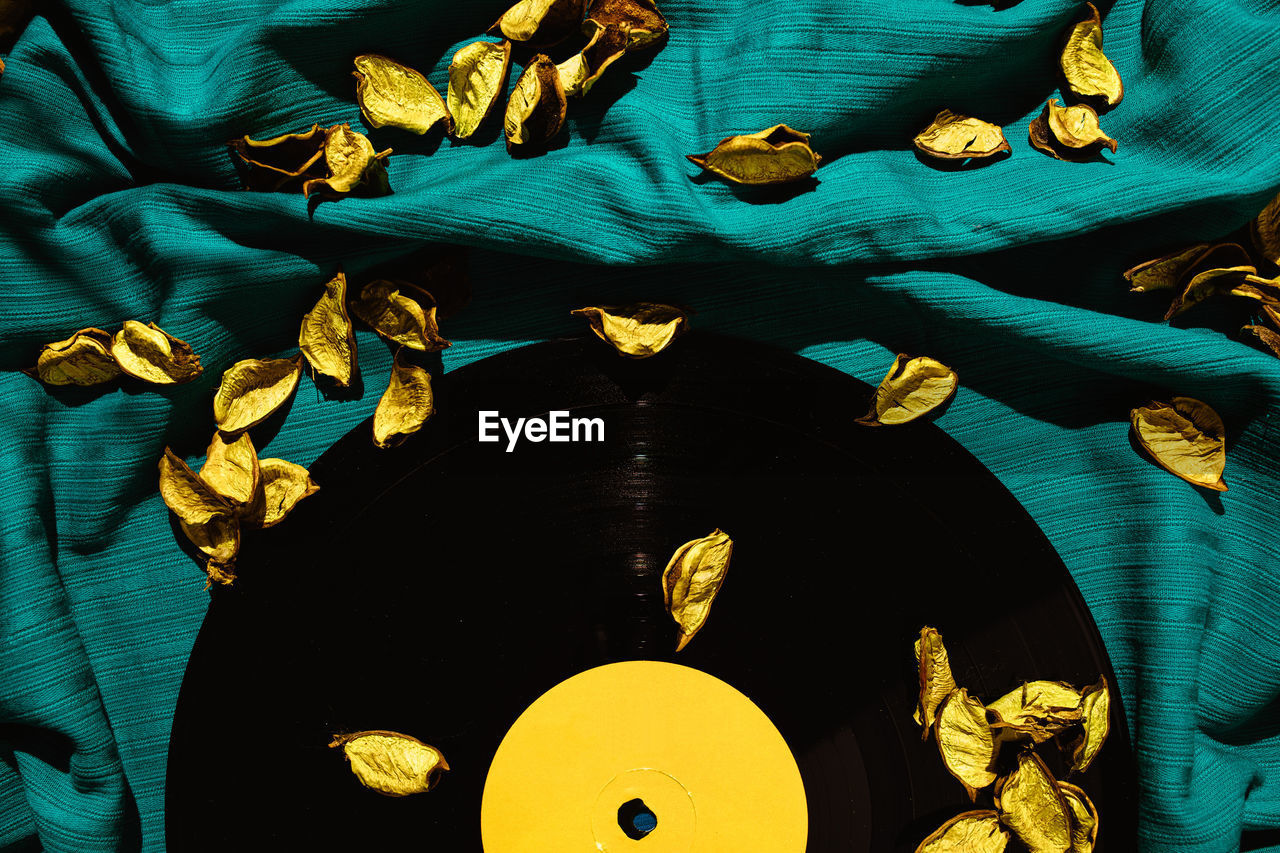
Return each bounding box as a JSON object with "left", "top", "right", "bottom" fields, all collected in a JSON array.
[{"left": 1, "top": 0, "right": 1279, "bottom": 850}]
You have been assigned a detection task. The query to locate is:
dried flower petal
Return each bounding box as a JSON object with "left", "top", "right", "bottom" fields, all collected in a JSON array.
[
  {"left": 352, "top": 281, "right": 450, "bottom": 352},
  {"left": 1230, "top": 273, "right": 1280, "bottom": 306},
  {"left": 1061, "top": 3, "right": 1123, "bottom": 109},
  {"left": 662, "top": 529, "right": 733, "bottom": 651},
  {"left": 1251, "top": 191, "right": 1280, "bottom": 266},
  {"left": 571, "top": 302, "right": 688, "bottom": 358},
  {"left": 914, "top": 626, "right": 957, "bottom": 739},
  {"left": 373, "top": 352, "right": 434, "bottom": 449},
  {"left": 299, "top": 270, "right": 356, "bottom": 387},
  {"left": 987, "top": 681, "right": 1083, "bottom": 745},
  {"left": 199, "top": 432, "right": 262, "bottom": 512},
  {"left": 158, "top": 447, "right": 234, "bottom": 526},
  {"left": 1243, "top": 324, "right": 1280, "bottom": 358},
  {"left": 302, "top": 124, "right": 392, "bottom": 198},
  {"left": 353, "top": 54, "right": 451, "bottom": 136},
  {"left": 212, "top": 355, "right": 304, "bottom": 435},
  {"left": 28, "top": 328, "right": 120, "bottom": 386},
  {"left": 504, "top": 54, "right": 568, "bottom": 150},
  {"left": 258, "top": 458, "right": 319, "bottom": 527},
  {"left": 587, "top": 0, "right": 668, "bottom": 49},
  {"left": 1057, "top": 782, "right": 1099, "bottom": 853},
  {"left": 687, "top": 124, "right": 821, "bottom": 185},
  {"left": 1124, "top": 244, "right": 1210, "bottom": 293},
  {"left": 229, "top": 124, "right": 327, "bottom": 188},
  {"left": 1063, "top": 676, "right": 1110, "bottom": 773},
  {"left": 489, "top": 0, "right": 587, "bottom": 46},
  {"left": 857, "top": 354, "right": 958, "bottom": 426},
  {"left": 329, "top": 730, "right": 449, "bottom": 797},
  {"left": 1164, "top": 266, "right": 1257, "bottom": 320},
  {"left": 447, "top": 40, "right": 513, "bottom": 140},
  {"left": 995, "top": 751, "right": 1072, "bottom": 853},
  {"left": 915, "top": 810, "right": 1010, "bottom": 853},
  {"left": 935, "top": 688, "right": 1000, "bottom": 799},
  {"left": 178, "top": 515, "right": 240, "bottom": 570},
  {"left": 558, "top": 19, "right": 630, "bottom": 98},
  {"left": 1130, "top": 397, "right": 1227, "bottom": 491},
  {"left": 913, "top": 110, "right": 1010, "bottom": 161},
  {"left": 1029, "top": 100, "right": 1116, "bottom": 162},
  {"left": 110, "top": 320, "right": 202, "bottom": 384}
]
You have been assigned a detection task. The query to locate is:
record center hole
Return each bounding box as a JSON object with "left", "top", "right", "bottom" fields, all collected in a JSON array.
[{"left": 618, "top": 798, "right": 657, "bottom": 840}]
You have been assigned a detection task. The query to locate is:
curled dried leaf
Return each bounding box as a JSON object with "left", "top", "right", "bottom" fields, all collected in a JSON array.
[
  {"left": 916, "top": 810, "right": 1010, "bottom": 853},
  {"left": 1130, "top": 397, "right": 1227, "bottom": 491},
  {"left": 330, "top": 730, "right": 449, "bottom": 797},
  {"left": 258, "top": 458, "right": 319, "bottom": 527},
  {"left": 1061, "top": 3, "right": 1123, "bottom": 109},
  {"left": 1251, "top": 191, "right": 1280, "bottom": 267},
  {"left": 688, "top": 124, "right": 821, "bottom": 185},
  {"left": 178, "top": 515, "right": 241, "bottom": 585},
  {"left": 913, "top": 110, "right": 1010, "bottom": 161},
  {"left": 299, "top": 270, "right": 356, "bottom": 387},
  {"left": 199, "top": 432, "right": 262, "bottom": 514},
  {"left": 587, "top": 0, "right": 668, "bottom": 49},
  {"left": 302, "top": 124, "right": 392, "bottom": 198},
  {"left": 914, "top": 626, "right": 957, "bottom": 739},
  {"left": 571, "top": 302, "right": 688, "bottom": 358},
  {"left": 373, "top": 352, "right": 434, "bottom": 449},
  {"left": 987, "top": 681, "right": 1083, "bottom": 745},
  {"left": 1123, "top": 244, "right": 1210, "bottom": 293},
  {"left": 1063, "top": 676, "right": 1110, "bottom": 773},
  {"left": 353, "top": 54, "right": 452, "bottom": 136},
  {"left": 110, "top": 320, "right": 202, "bottom": 384},
  {"left": 447, "top": 40, "right": 513, "bottom": 140},
  {"left": 28, "top": 328, "right": 120, "bottom": 386},
  {"left": 558, "top": 19, "right": 630, "bottom": 98},
  {"left": 857, "top": 354, "right": 957, "bottom": 426},
  {"left": 504, "top": 54, "right": 568, "bottom": 150},
  {"left": 489, "top": 0, "right": 587, "bottom": 45},
  {"left": 935, "top": 689, "right": 1000, "bottom": 799},
  {"left": 229, "top": 124, "right": 328, "bottom": 190},
  {"left": 1029, "top": 100, "right": 1116, "bottom": 162},
  {"left": 1230, "top": 273, "right": 1280, "bottom": 306},
  {"left": 1243, "top": 324, "right": 1280, "bottom": 358},
  {"left": 662, "top": 529, "right": 733, "bottom": 651},
  {"left": 159, "top": 447, "right": 234, "bottom": 526},
  {"left": 352, "top": 281, "right": 450, "bottom": 352},
  {"left": 1163, "top": 266, "right": 1257, "bottom": 320},
  {"left": 212, "top": 355, "right": 304, "bottom": 435},
  {"left": 1057, "top": 782, "right": 1099, "bottom": 853},
  {"left": 995, "top": 751, "right": 1072, "bottom": 853}
]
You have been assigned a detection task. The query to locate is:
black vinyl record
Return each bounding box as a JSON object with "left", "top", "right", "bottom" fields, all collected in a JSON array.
[{"left": 165, "top": 333, "right": 1138, "bottom": 851}]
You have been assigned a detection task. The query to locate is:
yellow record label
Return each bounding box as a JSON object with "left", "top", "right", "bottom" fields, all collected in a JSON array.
[{"left": 481, "top": 661, "right": 807, "bottom": 852}]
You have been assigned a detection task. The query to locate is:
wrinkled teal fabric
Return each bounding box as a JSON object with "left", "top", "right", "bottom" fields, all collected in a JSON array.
[{"left": 1, "top": 0, "right": 1279, "bottom": 850}]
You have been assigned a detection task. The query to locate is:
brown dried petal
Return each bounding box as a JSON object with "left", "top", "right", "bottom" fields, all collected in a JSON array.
[
  {"left": 1064, "top": 676, "right": 1111, "bottom": 774},
  {"left": 913, "top": 109, "right": 1010, "bottom": 161},
  {"left": 300, "top": 270, "right": 356, "bottom": 387},
  {"left": 1061, "top": 2, "right": 1123, "bottom": 109},
  {"left": 158, "top": 447, "right": 233, "bottom": 526},
  {"left": 571, "top": 302, "right": 688, "bottom": 358},
  {"left": 1243, "top": 324, "right": 1280, "bottom": 358},
  {"left": 662, "top": 529, "right": 733, "bottom": 652},
  {"left": 1164, "top": 266, "right": 1257, "bottom": 320},
  {"left": 1130, "top": 397, "right": 1227, "bottom": 491},
  {"left": 373, "top": 352, "right": 434, "bottom": 449},
  {"left": 995, "top": 751, "right": 1072, "bottom": 853},
  {"left": 489, "top": 0, "right": 587, "bottom": 46},
  {"left": 448, "top": 40, "right": 513, "bottom": 140},
  {"left": 1124, "top": 244, "right": 1210, "bottom": 293},
  {"left": 688, "top": 124, "right": 821, "bottom": 185},
  {"left": 199, "top": 432, "right": 263, "bottom": 513},
  {"left": 558, "top": 19, "right": 630, "bottom": 98},
  {"left": 302, "top": 124, "right": 392, "bottom": 198},
  {"left": 1251, "top": 191, "right": 1280, "bottom": 267},
  {"left": 915, "top": 810, "right": 1011, "bottom": 853},
  {"left": 857, "top": 354, "right": 958, "bottom": 426},
  {"left": 1057, "top": 782, "right": 1099, "bottom": 853},
  {"left": 258, "top": 458, "right": 319, "bottom": 527},
  {"left": 29, "top": 328, "right": 120, "bottom": 386},
  {"left": 329, "top": 730, "right": 449, "bottom": 797},
  {"left": 212, "top": 355, "right": 304, "bottom": 435},
  {"left": 935, "top": 688, "right": 1000, "bottom": 799},
  {"left": 1230, "top": 274, "right": 1280, "bottom": 306},
  {"left": 353, "top": 54, "right": 452, "bottom": 136},
  {"left": 229, "top": 124, "right": 327, "bottom": 180},
  {"left": 914, "top": 626, "right": 957, "bottom": 739},
  {"left": 586, "top": 0, "right": 668, "bottom": 49},
  {"left": 110, "top": 320, "right": 202, "bottom": 384},
  {"left": 504, "top": 54, "right": 568, "bottom": 150},
  {"left": 352, "top": 281, "right": 450, "bottom": 352}
]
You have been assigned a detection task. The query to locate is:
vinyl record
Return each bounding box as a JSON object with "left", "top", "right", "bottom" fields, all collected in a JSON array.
[{"left": 165, "top": 333, "right": 1138, "bottom": 851}]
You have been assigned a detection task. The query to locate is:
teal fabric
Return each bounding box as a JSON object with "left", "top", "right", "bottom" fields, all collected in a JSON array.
[{"left": 1, "top": 0, "right": 1279, "bottom": 850}]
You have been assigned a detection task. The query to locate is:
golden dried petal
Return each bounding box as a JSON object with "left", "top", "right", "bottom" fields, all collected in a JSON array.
[
  {"left": 110, "top": 320, "right": 202, "bottom": 384},
  {"left": 504, "top": 54, "right": 568, "bottom": 150},
  {"left": 1057, "top": 782, "right": 1099, "bottom": 853},
  {"left": 1044, "top": 100, "right": 1116, "bottom": 152},
  {"left": 329, "top": 730, "right": 449, "bottom": 797},
  {"left": 158, "top": 447, "right": 233, "bottom": 526},
  {"left": 1064, "top": 676, "right": 1111, "bottom": 773},
  {"left": 302, "top": 124, "right": 392, "bottom": 198},
  {"left": 1243, "top": 324, "right": 1280, "bottom": 358},
  {"left": 558, "top": 19, "right": 629, "bottom": 98},
  {"left": 1163, "top": 266, "right": 1257, "bottom": 320},
  {"left": 1266, "top": 304, "right": 1280, "bottom": 330},
  {"left": 571, "top": 302, "right": 688, "bottom": 358},
  {"left": 353, "top": 54, "right": 452, "bottom": 136},
  {"left": 687, "top": 124, "right": 822, "bottom": 185},
  {"left": 1230, "top": 273, "right": 1280, "bottom": 306},
  {"left": 662, "top": 529, "right": 733, "bottom": 651},
  {"left": 199, "top": 432, "right": 262, "bottom": 512},
  {"left": 299, "top": 270, "right": 356, "bottom": 387},
  {"left": 587, "top": 0, "right": 668, "bottom": 49},
  {"left": 913, "top": 109, "right": 1010, "bottom": 161},
  {"left": 857, "top": 354, "right": 958, "bottom": 426},
  {"left": 987, "top": 681, "right": 1083, "bottom": 745},
  {"left": 29, "top": 328, "right": 120, "bottom": 386},
  {"left": 212, "top": 355, "right": 304, "bottom": 435},
  {"left": 1061, "top": 3, "right": 1123, "bottom": 109},
  {"left": 351, "top": 280, "right": 450, "bottom": 352},
  {"left": 995, "top": 751, "right": 1072, "bottom": 853},
  {"left": 935, "top": 688, "right": 1000, "bottom": 799},
  {"left": 1124, "top": 244, "right": 1210, "bottom": 293},
  {"left": 489, "top": 0, "right": 587, "bottom": 45},
  {"left": 914, "top": 626, "right": 957, "bottom": 739},
  {"left": 258, "top": 458, "right": 319, "bottom": 527},
  {"left": 915, "top": 810, "right": 1010, "bottom": 853},
  {"left": 373, "top": 352, "right": 434, "bottom": 450},
  {"left": 229, "top": 124, "right": 327, "bottom": 181},
  {"left": 178, "top": 515, "right": 240, "bottom": 565},
  {"left": 447, "top": 40, "right": 513, "bottom": 140},
  {"left": 1130, "top": 397, "right": 1227, "bottom": 491},
  {"left": 1251, "top": 191, "right": 1280, "bottom": 266}
]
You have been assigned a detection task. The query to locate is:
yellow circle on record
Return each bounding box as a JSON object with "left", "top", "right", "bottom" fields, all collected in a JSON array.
[{"left": 480, "top": 661, "right": 807, "bottom": 852}]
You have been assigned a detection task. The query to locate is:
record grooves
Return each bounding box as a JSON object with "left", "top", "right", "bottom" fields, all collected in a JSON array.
[{"left": 165, "top": 333, "right": 1137, "bottom": 851}]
